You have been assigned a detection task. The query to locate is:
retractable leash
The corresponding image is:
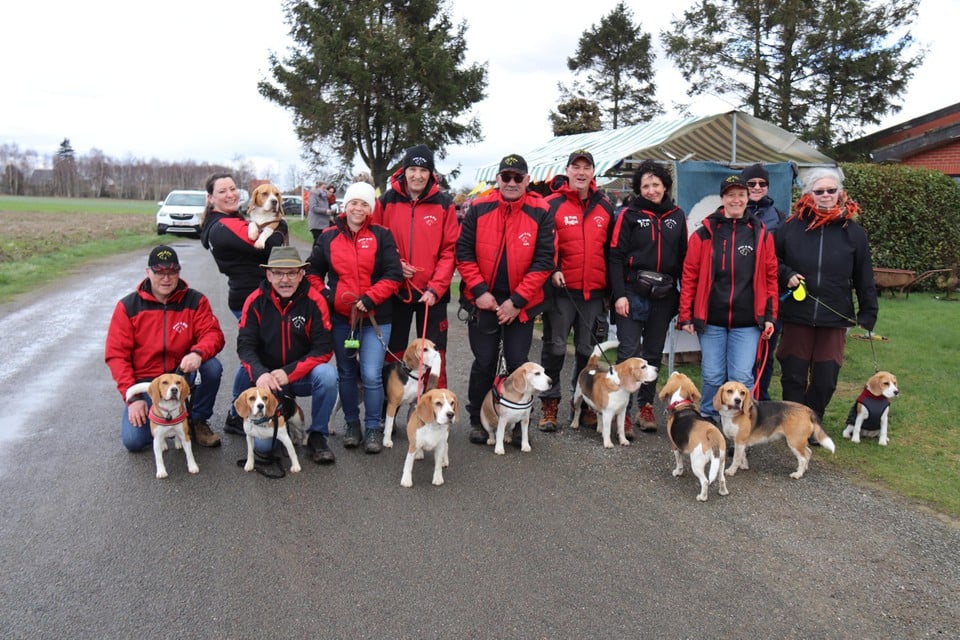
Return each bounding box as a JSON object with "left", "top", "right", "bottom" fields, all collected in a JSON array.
[{"left": 558, "top": 284, "right": 615, "bottom": 368}]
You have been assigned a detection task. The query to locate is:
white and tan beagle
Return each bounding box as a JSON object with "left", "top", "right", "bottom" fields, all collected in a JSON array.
[
  {"left": 400, "top": 388, "right": 459, "bottom": 487},
  {"left": 570, "top": 340, "right": 659, "bottom": 448},
  {"left": 480, "top": 362, "right": 552, "bottom": 455},
  {"left": 843, "top": 371, "right": 899, "bottom": 445},
  {"left": 233, "top": 386, "right": 303, "bottom": 474},
  {"left": 126, "top": 373, "right": 197, "bottom": 479},
  {"left": 714, "top": 381, "right": 835, "bottom": 479},
  {"left": 658, "top": 372, "right": 729, "bottom": 501},
  {"left": 246, "top": 183, "right": 285, "bottom": 249},
  {"left": 383, "top": 338, "right": 442, "bottom": 449}
]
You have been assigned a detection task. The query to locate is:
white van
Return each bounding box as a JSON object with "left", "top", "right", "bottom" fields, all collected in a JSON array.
[{"left": 156, "top": 190, "right": 207, "bottom": 236}]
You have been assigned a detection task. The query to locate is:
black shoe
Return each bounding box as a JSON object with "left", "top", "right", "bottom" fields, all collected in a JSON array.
[
  {"left": 726, "top": 446, "right": 735, "bottom": 459},
  {"left": 510, "top": 424, "right": 522, "bottom": 449},
  {"left": 342, "top": 421, "right": 361, "bottom": 448},
  {"left": 469, "top": 425, "right": 487, "bottom": 445},
  {"left": 224, "top": 412, "right": 245, "bottom": 436},
  {"left": 363, "top": 429, "right": 383, "bottom": 454},
  {"left": 307, "top": 432, "right": 336, "bottom": 465}
]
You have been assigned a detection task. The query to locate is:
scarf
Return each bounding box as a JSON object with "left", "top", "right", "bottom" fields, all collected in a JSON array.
[{"left": 789, "top": 192, "right": 860, "bottom": 231}]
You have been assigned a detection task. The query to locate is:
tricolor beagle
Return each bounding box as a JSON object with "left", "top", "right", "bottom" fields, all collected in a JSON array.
[
  {"left": 843, "top": 371, "right": 899, "bottom": 446},
  {"left": 383, "top": 338, "right": 442, "bottom": 449},
  {"left": 480, "top": 362, "right": 552, "bottom": 455},
  {"left": 246, "top": 183, "right": 286, "bottom": 249},
  {"left": 714, "top": 381, "right": 835, "bottom": 479},
  {"left": 400, "top": 388, "right": 459, "bottom": 487},
  {"left": 233, "top": 387, "right": 302, "bottom": 474},
  {"left": 126, "top": 373, "right": 198, "bottom": 479}
]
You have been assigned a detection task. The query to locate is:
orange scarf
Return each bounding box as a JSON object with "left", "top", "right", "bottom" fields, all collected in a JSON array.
[{"left": 788, "top": 192, "right": 861, "bottom": 231}]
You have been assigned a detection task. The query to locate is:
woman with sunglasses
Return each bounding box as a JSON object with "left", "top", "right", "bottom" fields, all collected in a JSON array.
[{"left": 774, "top": 167, "right": 878, "bottom": 425}]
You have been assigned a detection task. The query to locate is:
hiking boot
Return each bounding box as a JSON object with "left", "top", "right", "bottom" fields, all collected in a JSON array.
[
  {"left": 623, "top": 413, "right": 636, "bottom": 441},
  {"left": 342, "top": 421, "right": 362, "bottom": 448},
  {"left": 538, "top": 397, "right": 560, "bottom": 432},
  {"left": 637, "top": 403, "right": 657, "bottom": 432},
  {"left": 191, "top": 419, "right": 221, "bottom": 447},
  {"left": 307, "top": 431, "right": 335, "bottom": 465},
  {"left": 363, "top": 429, "right": 383, "bottom": 454},
  {"left": 223, "top": 412, "right": 245, "bottom": 436},
  {"left": 469, "top": 424, "right": 488, "bottom": 444},
  {"left": 582, "top": 407, "right": 598, "bottom": 427}
]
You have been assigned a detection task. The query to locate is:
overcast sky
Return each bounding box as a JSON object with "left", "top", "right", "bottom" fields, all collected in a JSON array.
[{"left": 2, "top": 0, "right": 956, "bottom": 190}]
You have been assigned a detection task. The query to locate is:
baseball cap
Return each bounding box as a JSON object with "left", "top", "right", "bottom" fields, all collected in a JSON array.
[
  {"left": 498, "top": 154, "right": 528, "bottom": 176},
  {"left": 567, "top": 149, "right": 594, "bottom": 167},
  {"left": 720, "top": 174, "right": 748, "bottom": 195},
  {"left": 148, "top": 245, "right": 180, "bottom": 272}
]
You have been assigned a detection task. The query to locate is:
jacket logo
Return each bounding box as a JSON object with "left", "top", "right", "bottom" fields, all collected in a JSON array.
[
  {"left": 637, "top": 219, "right": 651, "bottom": 228},
  {"left": 592, "top": 214, "right": 606, "bottom": 228},
  {"left": 518, "top": 232, "right": 533, "bottom": 247},
  {"left": 738, "top": 245, "right": 755, "bottom": 257},
  {"left": 423, "top": 215, "right": 438, "bottom": 227},
  {"left": 664, "top": 219, "right": 678, "bottom": 230},
  {"left": 563, "top": 215, "right": 579, "bottom": 227},
  {"left": 358, "top": 237, "right": 374, "bottom": 250},
  {"left": 171, "top": 321, "right": 188, "bottom": 333},
  {"left": 291, "top": 315, "right": 307, "bottom": 330}
]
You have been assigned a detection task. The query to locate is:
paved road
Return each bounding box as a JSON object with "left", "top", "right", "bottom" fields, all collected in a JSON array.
[{"left": 0, "top": 239, "right": 957, "bottom": 639}]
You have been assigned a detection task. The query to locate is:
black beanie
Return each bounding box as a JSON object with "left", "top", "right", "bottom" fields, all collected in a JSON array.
[
  {"left": 740, "top": 163, "right": 769, "bottom": 183},
  {"left": 402, "top": 145, "right": 435, "bottom": 173}
]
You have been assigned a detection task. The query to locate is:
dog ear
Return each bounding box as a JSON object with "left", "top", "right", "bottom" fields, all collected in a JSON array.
[
  {"left": 404, "top": 341, "right": 420, "bottom": 369},
  {"left": 689, "top": 383, "right": 702, "bottom": 403},
  {"left": 234, "top": 391, "right": 252, "bottom": 418},
  {"left": 447, "top": 391, "right": 459, "bottom": 422},
  {"left": 416, "top": 390, "right": 437, "bottom": 424},
  {"left": 147, "top": 377, "right": 164, "bottom": 405},
  {"left": 713, "top": 384, "right": 726, "bottom": 411},
  {"left": 262, "top": 388, "right": 279, "bottom": 416},
  {"left": 740, "top": 387, "right": 753, "bottom": 414},
  {"left": 176, "top": 376, "right": 190, "bottom": 402},
  {"left": 866, "top": 373, "right": 883, "bottom": 396}
]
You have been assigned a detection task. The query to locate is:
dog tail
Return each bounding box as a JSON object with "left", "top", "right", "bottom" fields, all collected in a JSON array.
[
  {"left": 813, "top": 423, "right": 836, "bottom": 453},
  {"left": 592, "top": 340, "right": 619, "bottom": 358},
  {"left": 125, "top": 382, "right": 151, "bottom": 402},
  {"left": 707, "top": 430, "right": 726, "bottom": 482}
]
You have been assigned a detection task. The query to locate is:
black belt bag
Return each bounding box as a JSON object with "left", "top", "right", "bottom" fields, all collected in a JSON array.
[{"left": 629, "top": 270, "right": 675, "bottom": 299}]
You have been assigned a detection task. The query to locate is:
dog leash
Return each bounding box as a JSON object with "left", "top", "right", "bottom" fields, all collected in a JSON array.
[
  {"left": 417, "top": 309, "right": 431, "bottom": 402},
  {"left": 234, "top": 391, "right": 298, "bottom": 479},
  {"left": 558, "top": 284, "right": 615, "bottom": 368}
]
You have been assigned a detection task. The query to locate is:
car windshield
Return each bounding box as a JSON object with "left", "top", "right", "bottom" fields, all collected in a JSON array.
[{"left": 166, "top": 193, "right": 206, "bottom": 206}]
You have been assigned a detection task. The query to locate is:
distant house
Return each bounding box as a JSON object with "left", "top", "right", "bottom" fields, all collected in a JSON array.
[
  {"left": 836, "top": 102, "right": 960, "bottom": 180},
  {"left": 28, "top": 169, "right": 55, "bottom": 195}
]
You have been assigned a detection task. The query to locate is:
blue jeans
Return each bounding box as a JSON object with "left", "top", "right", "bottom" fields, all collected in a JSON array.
[
  {"left": 332, "top": 317, "right": 391, "bottom": 430},
  {"left": 699, "top": 324, "right": 761, "bottom": 420},
  {"left": 120, "top": 357, "right": 223, "bottom": 452},
  {"left": 235, "top": 362, "right": 338, "bottom": 453}
]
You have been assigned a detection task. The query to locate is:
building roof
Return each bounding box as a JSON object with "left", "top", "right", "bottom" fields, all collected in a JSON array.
[{"left": 475, "top": 110, "right": 834, "bottom": 183}]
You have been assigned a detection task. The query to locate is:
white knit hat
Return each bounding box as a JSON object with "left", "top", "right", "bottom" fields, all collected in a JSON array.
[{"left": 343, "top": 182, "right": 376, "bottom": 210}]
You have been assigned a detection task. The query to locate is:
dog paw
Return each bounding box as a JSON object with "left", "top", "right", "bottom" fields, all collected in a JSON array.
[
  {"left": 672, "top": 468, "right": 684, "bottom": 477},
  {"left": 244, "top": 461, "right": 255, "bottom": 472},
  {"left": 432, "top": 475, "right": 444, "bottom": 486},
  {"left": 188, "top": 464, "right": 200, "bottom": 474},
  {"left": 290, "top": 464, "right": 302, "bottom": 473},
  {"left": 401, "top": 476, "right": 413, "bottom": 488},
  {"left": 619, "top": 439, "right": 632, "bottom": 447},
  {"left": 383, "top": 438, "right": 393, "bottom": 448},
  {"left": 851, "top": 436, "right": 861, "bottom": 444},
  {"left": 718, "top": 485, "right": 730, "bottom": 496},
  {"left": 603, "top": 441, "right": 614, "bottom": 449},
  {"left": 842, "top": 427, "right": 853, "bottom": 439},
  {"left": 878, "top": 437, "right": 888, "bottom": 446},
  {"left": 725, "top": 467, "right": 738, "bottom": 477},
  {"left": 415, "top": 450, "right": 425, "bottom": 460},
  {"left": 789, "top": 471, "right": 804, "bottom": 479},
  {"left": 697, "top": 493, "right": 708, "bottom": 502},
  {"left": 486, "top": 437, "right": 495, "bottom": 446},
  {"left": 521, "top": 444, "right": 531, "bottom": 453},
  {"left": 494, "top": 446, "right": 506, "bottom": 455},
  {"left": 156, "top": 470, "right": 168, "bottom": 479}
]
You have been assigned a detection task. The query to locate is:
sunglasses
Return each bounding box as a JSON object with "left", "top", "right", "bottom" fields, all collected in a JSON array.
[
  {"left": 746, "top": 180, "right": 768, "bottom": 188},
  {"left": 812, "top": 188, "right": 839, "bottom": 196},
  {"left": 499, "top": 173, "right": 526, "bottom": 184}
]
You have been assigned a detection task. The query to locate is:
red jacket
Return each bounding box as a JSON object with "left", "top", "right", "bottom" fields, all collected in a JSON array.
[
  {"left": 455, "top": 189, "right": 555, "bottom": 322},
  {"left": 679, "top": 210, "right": 778, "bottom": 331},
  {"left": 373, "top": 168, "right": 459, "bottom": 302},
  {"left": 105, "top": 279, "right": 225, "bottom": 399},
  {"left": 545, "top": 182, "right": 613, "bottom": 300},
  {"left": 307, "top": 214, "right": 403, "bottom": 322}
]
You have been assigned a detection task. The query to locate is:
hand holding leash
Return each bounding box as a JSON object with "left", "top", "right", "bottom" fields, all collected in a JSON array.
[
  {"left": 178, "top": 352, "right": 202, "bottom": 374},
  {"left": 496, "top": 299, "right": 520, "bottom": 325},
  {"left": 551, "top": 271, "right": 566, "bottom": 288}
]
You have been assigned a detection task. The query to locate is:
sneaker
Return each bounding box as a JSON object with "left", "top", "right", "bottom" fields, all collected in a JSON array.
[
  {"left": 342, "top": 421, "right": 361, "bottom": 448},
  {"left": 363, "top": 429, "right": 383, "bottom": 454},
  {"left": 223, "top": 412, "right": 245, "bottom": 436},
  {"left": 538, "top": 397, "right": 559, "bottom": 432},
  {"left": 191, "top": 419, "right": 221, "bottom": 447},
  {"left": 623, "top": 413, "right": 636, "bottom": 441},
  {"left": 307, "top": 432, "right": 335, "bottom": 465},
  {"left": 637, "top": 403, "right": 657, "bottom": 432},
  {"left": 469, "top": 425, "right": 488, "bottom": 445}
]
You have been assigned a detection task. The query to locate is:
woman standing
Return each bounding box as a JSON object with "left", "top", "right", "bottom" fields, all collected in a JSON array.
[
  {"left": 307, "top": 181, "right": 403, "bottom": 454},
  {"left": 775, "top": 168, "right": 877, "bottom": 420},
  {"left": 678, "top": 175, "right": 778, "bottom": 422},
  {"left": 608, "top": 160, "right": 687, "bottom": 437}
]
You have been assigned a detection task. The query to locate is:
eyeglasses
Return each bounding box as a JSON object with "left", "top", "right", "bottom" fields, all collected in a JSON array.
[
  {"left": 812, "top": 188, "right": 839, "bottom": 196},
  {"left": 499, "top": 173, "right": 526, "bottom": 184},
  {"left": 747, "top": 180, "right": 768, "bottom": 188},
  {"left": 268, "top": 270, "right": 302, "bottom": 280}
]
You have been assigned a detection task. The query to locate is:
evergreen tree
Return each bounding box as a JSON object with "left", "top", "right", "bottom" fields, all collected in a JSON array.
[
  {"left": 259, "top": 0, "right": 486, "bottom": 187},
  {"left": 566, "top": 2, "right": 663, "bottom": 129},
  {"left": 54, "top": 138, "right": 77, "bottom": 197},
  {"left": 549, "top": 83, "right": 603, "bottom": 135}
]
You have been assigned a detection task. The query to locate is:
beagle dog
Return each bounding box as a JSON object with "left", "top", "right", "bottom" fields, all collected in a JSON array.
[
  {"left": 658, "top": 372, "right": 729, "bottom": 501},
  {"left": 400, "top": 388, "right": 459, "bottom": 487},
  {"left": 126, "top": 373, "right": 198, "bottom": 479},
  {"left": 843, "top": 371, "right": 899, "bottom": 446},
  {"left": 714, "top": 381, "right": 835, "bottom": 479},
  {"left": 233, "top": 387, "right": 302, "bottom": 474},
  {"left": 382, "top": 338, "right": 442, "bottom": 449},
  {"left": 570, "top": 340, "right": 659, "bottom": 448},
  {"left": 480, "top": 362, "right": 552, "bottom": 455},
  {"left": 246, "top": 183, "right": 286, "bottom": 249}
]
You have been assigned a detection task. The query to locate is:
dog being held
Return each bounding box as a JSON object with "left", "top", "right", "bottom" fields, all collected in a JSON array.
[
  {"left": 233, "top": 386, "right": 304, "bottom": 474},
  {"left": 246, "top": 183, "right": 286, "bottom": 249},
  {"left": 843, "top": 371, "right": 899, "bottom": 446},
  {"left": 658, "top": 372, "right": 729, "bottom": 501},
  {"left": 382, "top": 338, "right": 442, "bottom": 449},
  {"left": 570, "top": 340, "right": 659, "bottom": 448},
  {"left": 714, "top": 381, "right": 835, "bottom": 479},
  {"left": 480, "top": 362, "right": 552, "bottom": 455},
  {"left": 126, "top": 373, "right": 198, "bottom": 479},
  {"left": 400, "top": 388, "right": 459, "bottom": 487}
]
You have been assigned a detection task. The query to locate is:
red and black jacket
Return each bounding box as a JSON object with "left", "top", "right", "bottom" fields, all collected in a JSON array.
[
  {"left": 200, "top": 210, "right": 287, "bottom": 312},
  {"left": 105, "top": 279, "right": 225, "bottom": 399},
  {"left": 609, "top": 196, "right": 688, "bottom": 302},
  {"left": 679, "top": 209, "right": 779, "bottom": 331},
  {"left": 455, "top": 189, "right": 555, "bottom": 322},
  {"left": 237, "top": 279, "right": 333, "bottom": 384},
  {"left": 545, "top": 181, "right": 613, "bottom": 300},
  {"left": 306, "top": 214, "right": 403, "bottom": 323},
  {"left": 373, "top": 168, "right": 459, "bottom": 303}
]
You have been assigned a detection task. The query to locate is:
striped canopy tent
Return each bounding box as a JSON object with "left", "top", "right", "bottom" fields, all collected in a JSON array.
[{"left": 474, "top": 110, "right": 834, "bottom": 183}]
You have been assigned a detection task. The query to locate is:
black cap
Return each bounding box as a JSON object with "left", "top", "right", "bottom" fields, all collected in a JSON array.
[
  {"left": 720, "top": 175, "right": 748, "bottom": 195},
  {"left": 402, "top": 144, "right": 435, "bottom": 172},
  {"left": 567, "top": 149, "right": 594, "bottom": 167},
  {"left": 148, "top": 245, "right": 180, "bottom": 272},
  {"left": 498, "top": 154, "right": 528, "bottom": 175}
]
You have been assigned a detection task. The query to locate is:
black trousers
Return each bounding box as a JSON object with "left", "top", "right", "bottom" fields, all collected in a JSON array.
[{"left": 466, "top": 309, "right": 534, "bottom": 425}]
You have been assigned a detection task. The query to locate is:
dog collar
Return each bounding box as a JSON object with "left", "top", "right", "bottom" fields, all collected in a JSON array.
[
  {"left": 667, "top": 398, "right": 695, "bottom": 412},
  {"left": 148, "top": 406, "right": 188, "bottom": 426},
  {"left": 493, "top": 382, "right": 534, "bottom": 411}
]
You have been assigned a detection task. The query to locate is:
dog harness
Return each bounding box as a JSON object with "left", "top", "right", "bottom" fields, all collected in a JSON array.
[
  {"left": 667, "top": 398, "right": 695, "bottom": 412},
  {"left": 148, "top": 406, "right": 188, "bottom": 426},
  {"left": 846, "top": 388, "right": 890, "bottom": 431},
  {"left": 492, "top": 376, "right": 534, "bottom": 412}
]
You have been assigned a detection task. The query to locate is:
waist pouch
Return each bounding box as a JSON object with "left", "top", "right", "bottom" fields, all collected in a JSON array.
[{"left": 627, "top": 270, "right": 675, "bottom": 299}]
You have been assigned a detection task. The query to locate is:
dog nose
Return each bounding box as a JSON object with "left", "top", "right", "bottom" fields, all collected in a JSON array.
[{"left": 446, "top": 411, "right": 455, "bottom": 419}]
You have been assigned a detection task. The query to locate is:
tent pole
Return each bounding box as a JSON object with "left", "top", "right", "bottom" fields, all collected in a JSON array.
[{"left": 731, "top": 112, "right": 738, "bottom": 165}]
